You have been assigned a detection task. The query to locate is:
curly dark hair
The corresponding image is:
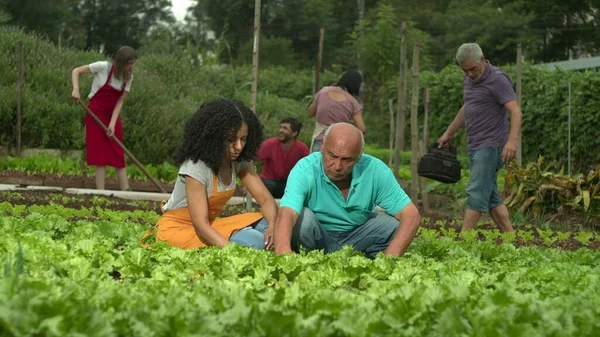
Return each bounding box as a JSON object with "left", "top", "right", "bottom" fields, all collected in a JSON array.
[{"left": 172, "top": 98, "right": 264, "bottom": 174}]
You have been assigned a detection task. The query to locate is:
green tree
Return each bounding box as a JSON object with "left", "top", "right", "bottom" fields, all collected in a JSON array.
[
  {"left": 0, "top": 9, "right": 10, "bottom": 24},
  {"left": 237, "top": 35, "right": 297, "bottom": 68},
  {"left": 501, "top": 0, "right": 600, "bottom": 62},
  {"left": 350, "top": 3, "right": 433, "bottom": 89},
  {"left": 429, "top": 0, "right": 535, "bottom": 68},
  {"left": 190, "top": 0, "right": 380, "bottom": 67},
  {"left": 0, "top": 0, "right": 76, "bottom": 42},
  {"left": 74, "top": 0, "right": 174, "bottom": 54},
  {"left": 137, "top": 25, "right": 187, "bottom": 58}
]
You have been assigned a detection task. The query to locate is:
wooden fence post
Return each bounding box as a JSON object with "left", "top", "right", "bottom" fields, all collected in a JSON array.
[
  {"left": 409, "top": 41, "right": 421, "bottom": 202},
  {"left": 393, "top": 22, "right": 408, "bottom": 177},
  {"left": 16, "top": 40, "right": 23, "bottom": 157},
  {"left": 516, "top": 43, "right": 523, "bottom": 166},
  {"left": 388, "top": 99, "right": 394, "bottom": 167},
  {"left": 419, "top": 87, "right": 430, "bottom": 212},
  {"left": 246, "top": 0, "right": 262, "bottom": 210},
  {"left": 314, "top": 27, "right": 325, "bottom": 94}
]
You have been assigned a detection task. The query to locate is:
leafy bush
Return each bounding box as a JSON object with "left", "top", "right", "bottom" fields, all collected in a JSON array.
[
  {"left": 0, "top": 27, "right": 100, "bottom": 152},
  {"left": 3, "top": 205, "right": 600, "bottom": 336},
  {"left": 0, "top": 153, "right": 178, "bottom": 182},
  {"left": 421, "top": 63, "right": 600, "bottom": 173},
  {"left": 0, "top": 29, "right": 349, "bottom": 165},
  {"left": 5, "top": 27, "right": 598, "bottom": 173},
  {"left": 237, "top": 36, "right": 298, "bottom": 68},
  {"left": 503, "top": 157, "right": 600, "bottom": 217}
]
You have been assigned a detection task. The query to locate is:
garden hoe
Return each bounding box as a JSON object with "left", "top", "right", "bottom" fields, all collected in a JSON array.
[{"left": 78, "top": 100, "right": 167, "bottom": 193}]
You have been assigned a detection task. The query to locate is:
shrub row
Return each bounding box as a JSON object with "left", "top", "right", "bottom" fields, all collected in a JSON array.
[{"left": 2, "top": 27, "right": 598, "bottom": 172}]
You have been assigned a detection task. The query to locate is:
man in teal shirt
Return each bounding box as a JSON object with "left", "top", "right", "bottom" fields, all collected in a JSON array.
[{"left": 273, "top": 123, "right": 421, "bottom": 258}]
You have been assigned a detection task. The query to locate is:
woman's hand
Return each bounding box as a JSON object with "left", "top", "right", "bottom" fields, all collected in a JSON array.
[
  {"left": 71, "top": 89, "right": 81, "bottom": 102},
  {"left": 238, "top": 163, "right": 278, "bottom": 249},
  {"left": 264, "top": 225, "right": 275, "bottom": 249},
  {"left": 107, "top": 123, "right": 116, "bottom": 137}
]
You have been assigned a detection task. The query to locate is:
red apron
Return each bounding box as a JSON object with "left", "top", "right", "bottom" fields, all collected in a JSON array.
[{"left": 86, "top": 64, "right": 126, "bottom": 168}]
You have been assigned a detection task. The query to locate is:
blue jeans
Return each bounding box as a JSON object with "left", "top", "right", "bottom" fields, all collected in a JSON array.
[
  {"left": 466, "top": 147, "right": 504, "bottom": 213},
  {"left": 261, "top": 179, "right": 286, "bottom": 199},
  {"left": 291, "top": 208, "right": 399, "bottom": 259},
  {"left": 311, "top": 139, "right": 322, "bottom": 153},
  {"left": 230, "top": 218, "right": 268, "bottom": 250}
]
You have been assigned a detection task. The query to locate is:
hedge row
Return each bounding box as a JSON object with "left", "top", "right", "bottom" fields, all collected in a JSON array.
[
  {"left": 0, "top": 27, "right": 337, "bottom": 165},
  {"left": 2, "top": 27, "right": 599, "bottom": 172},
  {"left": 420, "top": 63, "right": 600, "bottom": 173}
]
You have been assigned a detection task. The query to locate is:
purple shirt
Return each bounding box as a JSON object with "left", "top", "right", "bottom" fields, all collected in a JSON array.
[
  {"left": 315, "top": 86, "right": 362, "bottom": 126},
  {"left": 463, "top": 63, "right": 516, "bottom": 150}
]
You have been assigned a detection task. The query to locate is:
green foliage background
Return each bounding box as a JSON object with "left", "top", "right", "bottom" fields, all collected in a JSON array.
[
  {"left": 2, "top": 27, "right": 599, "bottom": 173},
  {"left": 0, "top": 28, "right": 338, "bottom": 165},
  {"left": 421, "top": 63, "right": 600, "bottom": 173}
]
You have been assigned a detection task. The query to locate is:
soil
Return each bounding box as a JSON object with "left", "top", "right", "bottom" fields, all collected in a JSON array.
[
  {"left": 1, "top": 188, "right": 598, "bottom": 252},
  {"left": 0, "top": 169, "right": 255, "bottom": 196},
  {"left": 0, "top": 169, "right": 174, "bottom": 193}
]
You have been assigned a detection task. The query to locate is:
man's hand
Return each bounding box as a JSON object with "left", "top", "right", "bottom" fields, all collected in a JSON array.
[
  {"left": 437, "top": 133, "right": 452, "bottom": 148},
  {"left": 273, "top": 207, "right": 298, "bottom": 255},
  {"left": 502, "top": 139, "right": 517, "bottom": 163},
  {"left": 385, "top": 203, "right": 421, "bottom": 256}
]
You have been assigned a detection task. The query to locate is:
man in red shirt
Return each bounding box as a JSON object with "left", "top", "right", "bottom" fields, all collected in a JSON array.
[{"left": 257, "top": 118, "right": 310, "bottom": 198}]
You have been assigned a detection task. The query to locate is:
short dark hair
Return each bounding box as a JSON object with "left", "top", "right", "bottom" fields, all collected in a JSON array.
[
  {"left": 280, "top": 117, "right": 302, "bottom": 137},
  {"left": 172, "top": 98, "right": 264, "bottom": 174}
]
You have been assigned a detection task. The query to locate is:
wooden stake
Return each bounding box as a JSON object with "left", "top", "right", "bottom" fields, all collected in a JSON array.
[
  {"left": 314, "top": 27, "right": 325, "bottom": 94},
  {"left": 247, "top": 0, "right": 262, "bottom": 210},
  {"left": 79, "top": 159, "right": 90, "bottom": 189},
  {"left": 420, "top": 87, "right": 430, "bottom": 212},
  {"left": 516, "top": 43, "right": 523, "bottom": 166},
  {"left": 410, "top": 41, "right": 421, "bottom": 202},
  {"left": 393, "top": 22, "right": 408, "bottom": 177},
  {"left": 388, "top": 99, "right": 394, "bottom": 167},
  {"left": 357, "top": 0, "right": 364, "bottom": 71},
  {"left": 16, "top": 40, "right": 23, "bottom": 157}
]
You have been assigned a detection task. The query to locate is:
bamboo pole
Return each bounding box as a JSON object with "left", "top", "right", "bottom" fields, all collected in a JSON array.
[
  {"left": 314, "top": 27, "right": 325, "bottom": 94},
  {"left": 419, "top": 87, "right": 430, "bottom": 212},
  {"left": 58, "top": 22, "right": 66, "bottom": 52},
  {"left": 312, "top": 67, "right": 316, "bottom": 95},
  {"left": 516, "top": 43, "right": 523, "bottom": 166},
  {"left": 388, "top": 99, "right": 394, "bottom": 167},
  {"left": 393, "top": 22, "right": 408, "bottom": 178},
  {"left": 568, "top": 77, "right": 572, "bottom": 176},
  {"left": 16, "top": 40, "right": 23, "bottom": 157},
  {"left": 409, "top": 41, "right": 421, "bottom": 202},
  {"left": 357, "top": 0, "right": 364, "bottom": 72},
  {"left": 78, "top": 100, "right": 166, "bottom": 193},
  {"left": 246, "top": 0, "right": 262, "bottom": 210}
]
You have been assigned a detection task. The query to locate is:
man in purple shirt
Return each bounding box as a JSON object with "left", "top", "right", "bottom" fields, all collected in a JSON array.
[{"left": 438, "top": 43, "right": 523, "bottom": 232}]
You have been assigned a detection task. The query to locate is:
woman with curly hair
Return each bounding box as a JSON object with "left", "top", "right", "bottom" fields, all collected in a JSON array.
[{"left": 141, "top": 98, "right": 277, "bottom": 250}]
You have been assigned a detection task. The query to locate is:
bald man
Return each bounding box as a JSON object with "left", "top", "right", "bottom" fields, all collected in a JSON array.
[{"left": 273, "top": 123, "right": 421, "bottom": 258}]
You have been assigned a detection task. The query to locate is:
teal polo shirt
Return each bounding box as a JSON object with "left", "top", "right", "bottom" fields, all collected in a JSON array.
[{"left": 280, "top": 153, "right": 411, "bottom": 231}]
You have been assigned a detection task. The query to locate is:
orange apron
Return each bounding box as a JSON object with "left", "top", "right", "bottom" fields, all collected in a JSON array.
[{"left": 141, "top": 174, "right": 263, "bottom": 249}]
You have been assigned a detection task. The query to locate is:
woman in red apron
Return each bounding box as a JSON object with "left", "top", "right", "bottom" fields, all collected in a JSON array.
[
  {"left": 141, "top": 98, "right": 277, "bottom": 250},
  {"left": 71, "top": 46, "right": 137, "bottom": 190}
]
